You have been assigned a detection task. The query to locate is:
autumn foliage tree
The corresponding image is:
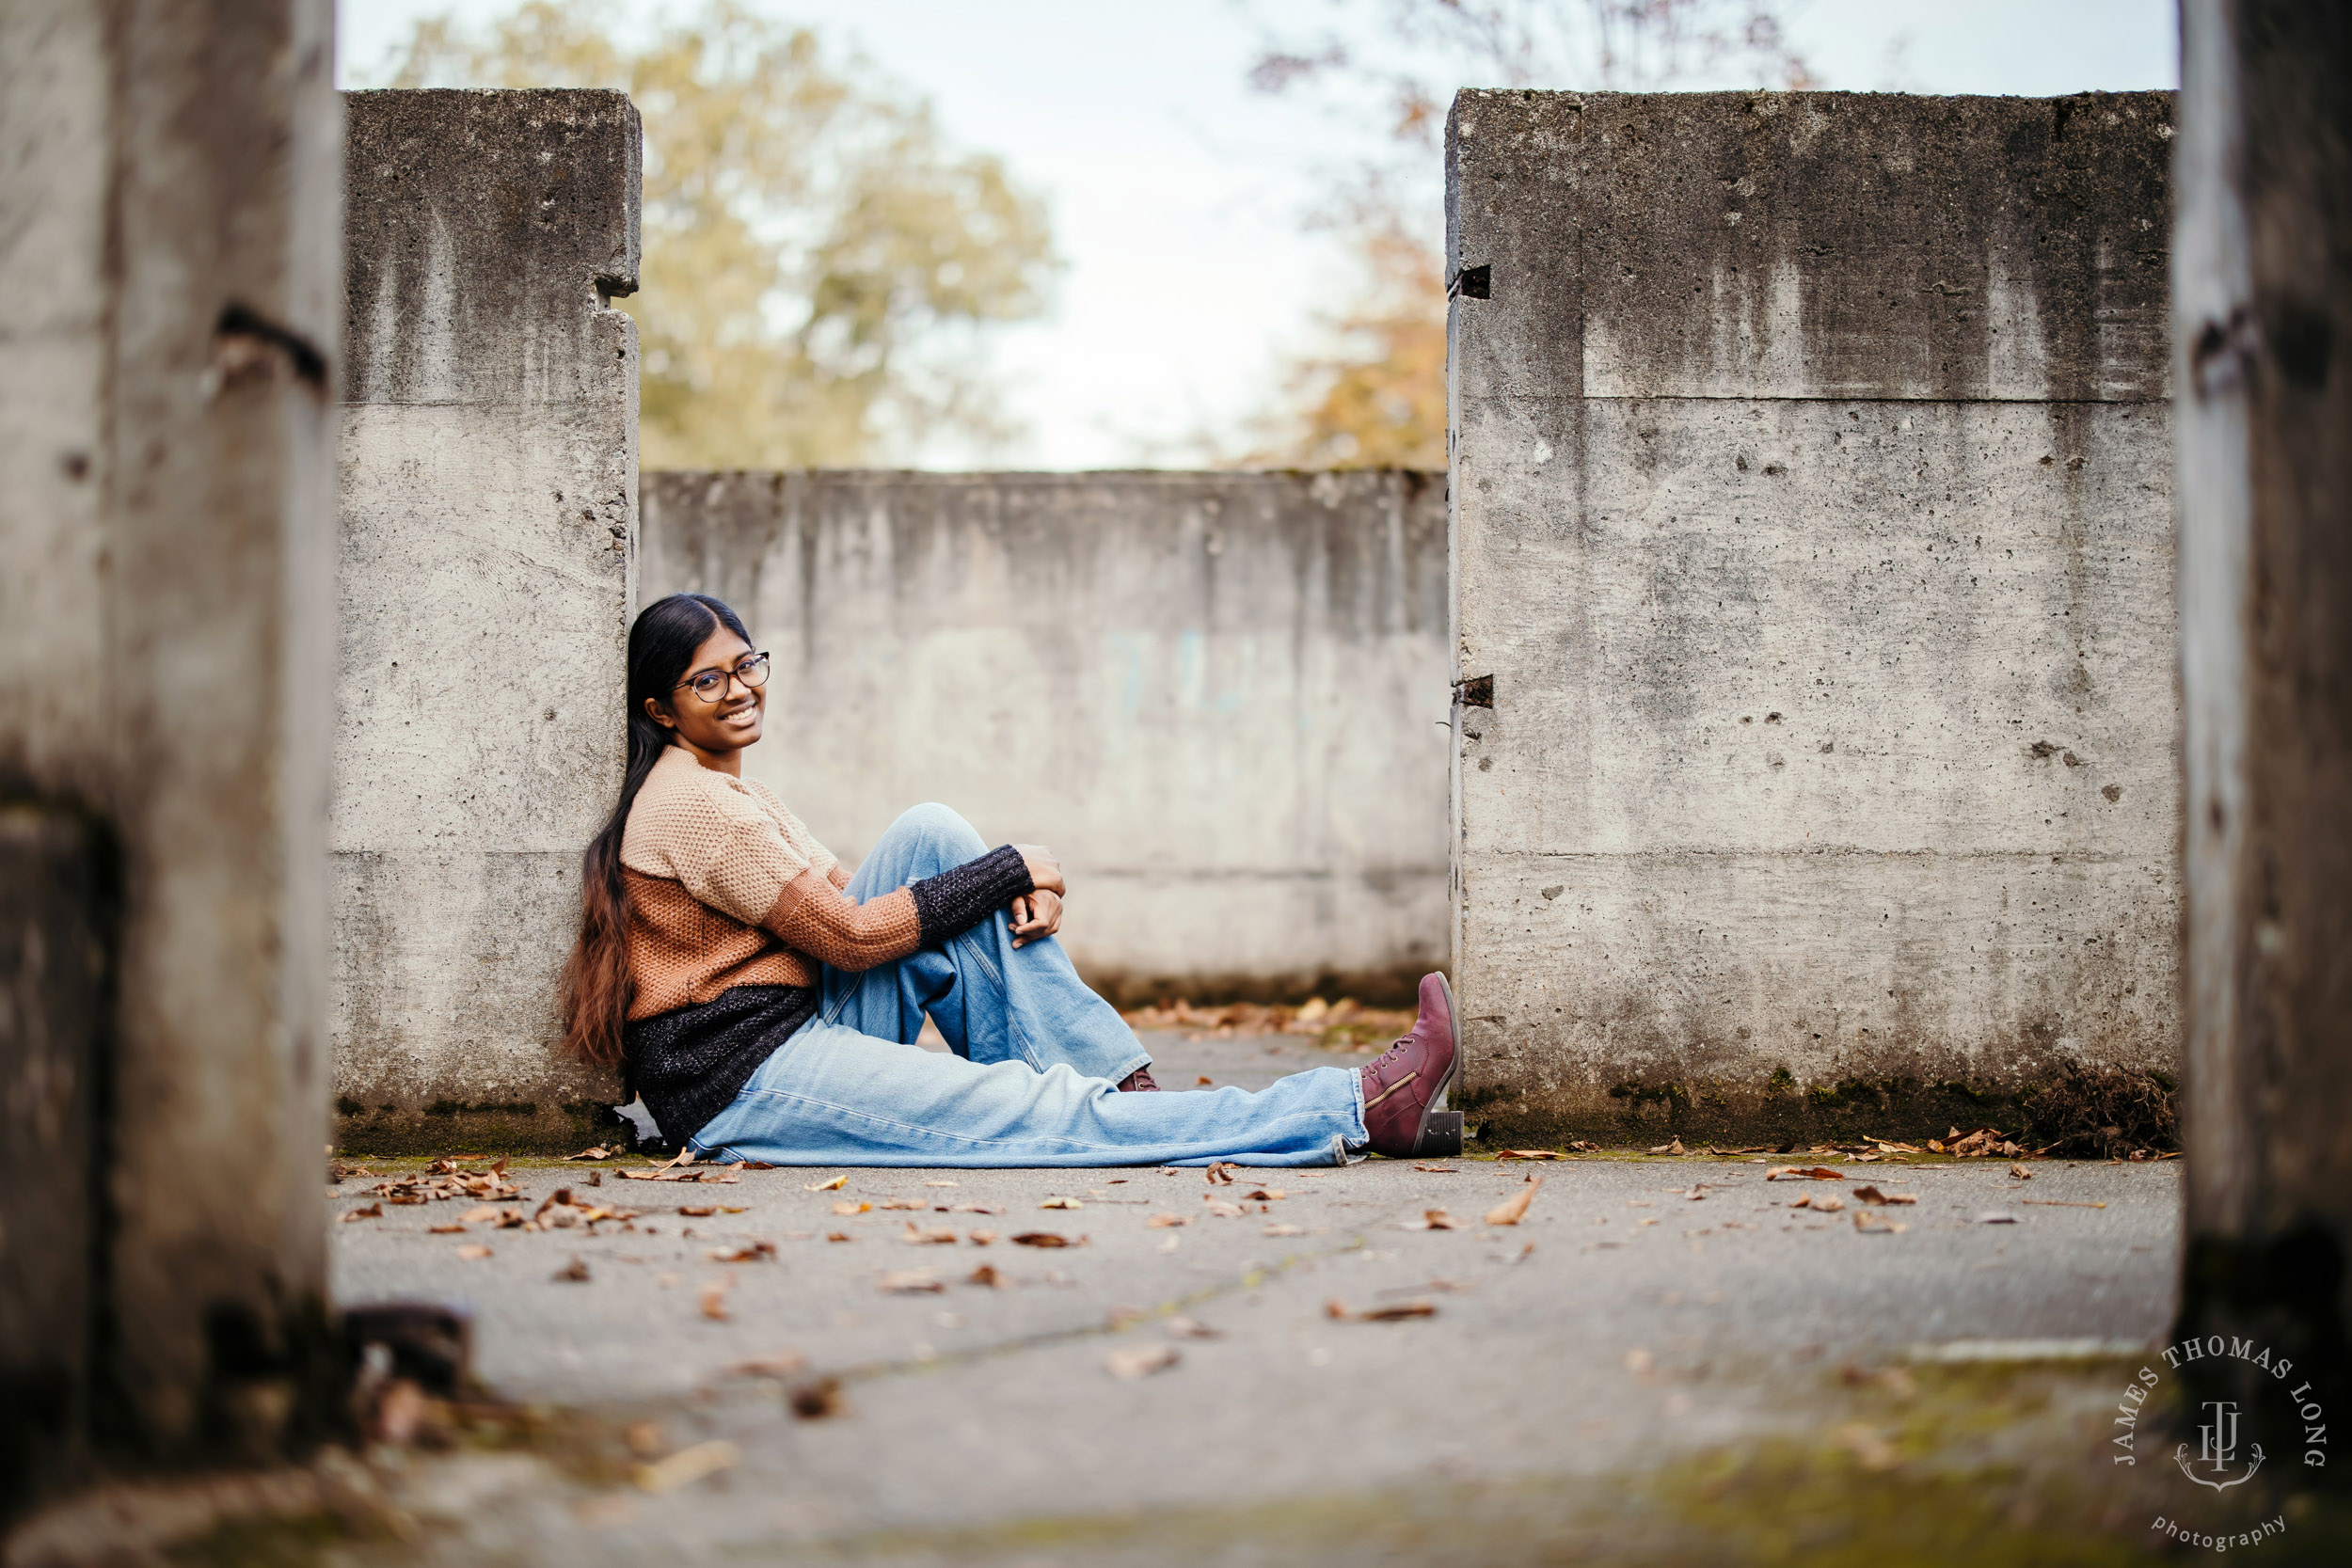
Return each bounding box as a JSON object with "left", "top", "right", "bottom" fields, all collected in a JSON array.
[
  {"left": 1247, "top": 0, "right": 1810, "bottom": 469},
  {"left": 1248, "top": 228, "right": 1447, "bottom": 470},
  {"left": 386, "top": 1, "right": 1057, "bottom": 468}
]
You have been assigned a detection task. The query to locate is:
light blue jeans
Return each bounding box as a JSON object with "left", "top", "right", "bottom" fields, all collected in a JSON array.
[{"left": 688, "top": 804, "right": 1368, "bottom": 1167}]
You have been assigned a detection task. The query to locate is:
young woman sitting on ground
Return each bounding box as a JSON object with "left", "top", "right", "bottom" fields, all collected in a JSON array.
[{"left": 560, "top": 592, "right": 1459, "bottom": 1167}]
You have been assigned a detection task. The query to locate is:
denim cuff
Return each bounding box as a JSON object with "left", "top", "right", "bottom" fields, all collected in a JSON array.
[{"left": 909, "top": 843, "right": 1034, "bottom": 947}]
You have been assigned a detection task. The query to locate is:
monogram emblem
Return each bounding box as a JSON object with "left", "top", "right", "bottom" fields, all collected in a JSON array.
[{"left": 2174, "top": 1400, "right": 2265, "bottom": 1491}]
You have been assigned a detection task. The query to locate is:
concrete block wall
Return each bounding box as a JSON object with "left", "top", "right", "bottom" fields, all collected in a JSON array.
[
  {"left": 1, "top": 0, "right": 340, "bottom": 1483},
  {"left": 641, "top": 470, "right": 1451, "bottom": 1005},
  {"left": 335, "top": 90, "right": 640, "bottom": 1149},
  {"left": 1445, "top": 90, "right": 2179, "bottom": 1141}
]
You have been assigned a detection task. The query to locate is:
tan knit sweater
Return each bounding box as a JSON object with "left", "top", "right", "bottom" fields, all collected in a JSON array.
[{"left": 619, "top": 745, "right": 927, "bottom": 1021}]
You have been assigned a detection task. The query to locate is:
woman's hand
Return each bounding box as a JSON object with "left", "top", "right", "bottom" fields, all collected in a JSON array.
[
  {"left": 1009, "top": 888, "right": 1062, "bottom": 949},
  {"left": 1015, "top": 844, "right": 1066, "bottom": 897}
]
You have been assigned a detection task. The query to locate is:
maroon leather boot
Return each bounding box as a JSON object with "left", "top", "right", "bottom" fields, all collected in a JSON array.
[
  {"left": 1359, "top": 973, "right": 1462, "bottom": 1157},
  {"left": 1116, "top": 1066, "right": 1161, "bottom": 1092}
]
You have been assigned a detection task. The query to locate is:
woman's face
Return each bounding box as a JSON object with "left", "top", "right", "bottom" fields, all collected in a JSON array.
[{"left": 648, "top": 624, "right": 765, "bottom": 755}]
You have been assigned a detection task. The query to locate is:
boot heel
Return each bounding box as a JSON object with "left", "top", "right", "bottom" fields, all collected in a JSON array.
[{"left": 1417, "top": 1111, "right": 1463, "bottom": 1158}]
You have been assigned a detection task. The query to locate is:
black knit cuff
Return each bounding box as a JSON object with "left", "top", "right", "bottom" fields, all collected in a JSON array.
[{"left": 909, "top": 844, "right": 1035, "bottom": 946}]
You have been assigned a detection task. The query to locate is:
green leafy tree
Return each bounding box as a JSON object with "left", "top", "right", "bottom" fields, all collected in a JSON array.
[{"left": 387, "top": 1, "right": 1057, "bottom": 467}]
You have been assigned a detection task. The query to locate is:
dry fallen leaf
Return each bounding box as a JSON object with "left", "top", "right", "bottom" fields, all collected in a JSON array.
[
  {"left": 1792, "top": 1193, "right": 1846, "bottom": 1212},
  {"left": 2009, "top": 1163, "right": 2033, "bottom": 1180},
  {"left": 1325, "top": 1299, "right": 1351, "bottom": 1320},
  {"left": 428, "top": 1223, "right": 467, "bottom": 1235},
  {"left": 1765, "top": 1165, "right": 1848, "bottom": 1181},
  {"left": 966, "top": 1229, "right": 998, "bottom": 1245},
  {"left": 1646, "top": 1138, "right": 1687, "bottom": 1156},
  {"left": 725, "top": 1351, "right": 808, "bottom": 1377},
  {"left": 1106, "top": 1344, "right": 1181, "bottom": 1380},
  {"left": 832, "top": 1201, "right": 871, "bottom": 1216},
  {"left": 876, "top": 1197, "right": 930, "bottom": 1212},
  {"left": 456, "top": 1244, "right": 493, "bottom": 1260},
  {"left": 1839, "top": 1363, "right": 1919, "bottom": 1397},
  {"left": 949, "top": 1202, "right": 1005, "bottom": 1214},
  {"left": 922, "top": 1180, "right": 959, "bottom": 1187},
  {"left": 805, "top": 1174, "right": 849, "bottom": 1192},
  {"left": 1040, "top": 1196, "right": 1084, "bottom": 1210},
  {"left": 1354, "top": 1301, "right": 1438, "bottom": 1322},
  {"left": 966, "top": 1263, "right": 1002, "bottom": 1288},
  {"left": 1413, "top": 1164, "right": 1457, "bottom": 1173},
  {"left": 1195, "top": 1075, "right": 1214, "bottom": 1086},
  {"left": 1422, "top": 1210, "right": 1464, "bottom": 1230},
  {"left": 1850, "top": 1186, "right": 1917, "bottom": 1206},
  {"left": 678, "top": 1205, "right": 719, "bottom": 1218},
  {"left": 699, "top": 1276, "right": 736, "bottom": 1319},
  {"left": 554, "top": 1258, "right": 592, "bottom": 1282},
  {"left": 1009, "top": 1231, "right": 1075, "bottom": 1248},
  {"left": 1263, "top": 1223, "right": 1308, "bottom": 1238},
  {"left": 901, "top": 1224, "right": 957, "bottom": 1245},
  {"left": 1835, "top": 1423, "right": 1901, "bottom": 1471},
  {"left": 1165, "top": 1315, "right": 1222, "bottom": 1339},
  {"left": 1853, "top": 1210, "right": 1907, "bottom": 1234},
  {"left": 634, "top": 1439, "right": 739, "bottom": 1495},
  {"left": 1202, "top": 1198, "right": 1247, "bottom": 1218},
  {"left": 340, "top": 1203, "right": 383, "bottom": 1224},
  {"left": 825, "top": 1231, "right": 852, "bottom": 1243},
  {"left": 878, "top": 1271, "right": 944, "bottom": 1293},
  {"left": 709, "top": 1243, "right": 778, "bottom": 1262},
  {"left": 1973, "top": 1212, "right": 2022, "bottom": 1225},
  {"left": 564, "top": 1146, "right": 614, "bottom": 1162},
  {"left": 1485, "top": 1177, "right": 1543, "bottom": 1227},
  {"left": 789, "top": 1378, "right": 845, "bottom": 1419},
  {"left": 1496, "top": 1148, "right": 1571, "bottom": 1162},
  {"left": 1146, "top": 1213, "right": 1189, "bottom": 1228},
  {"left": 1206, "top": 1163, "right": 1237, "bottom": 1185}
]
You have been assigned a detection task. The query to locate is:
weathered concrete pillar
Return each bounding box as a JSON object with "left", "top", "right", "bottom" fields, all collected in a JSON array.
[
  {"left": 1446, "top": 90, "right": 2179, "bottom": 1144},
  {"left": 0, "top": 0, "right": 340, "bottom": 1496},
  {"left": 335, "top": 91, "right": 640, "bottom": 1151},
  {"left": 2174, "top": 0, "right": 2352, "bottom": 1465}
]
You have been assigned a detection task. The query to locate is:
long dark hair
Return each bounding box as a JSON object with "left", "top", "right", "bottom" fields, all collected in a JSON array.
[{"left": 560, "top": 592, "right": 755, "bottom": 1068}]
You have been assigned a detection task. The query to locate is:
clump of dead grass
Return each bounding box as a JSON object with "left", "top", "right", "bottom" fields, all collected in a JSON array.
[{"left": 2018, "top": 1061, "right": 2178, "bottom": 1158}]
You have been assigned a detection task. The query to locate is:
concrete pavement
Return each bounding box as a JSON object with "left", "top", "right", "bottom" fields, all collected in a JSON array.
[{"left": 294, "top": 1031, "right": 2197, "bottom": 1564}]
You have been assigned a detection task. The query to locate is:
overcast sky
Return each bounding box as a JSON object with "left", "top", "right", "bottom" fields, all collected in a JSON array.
[{"left": 338, "top": 1, "right": 2179, "bottom": 468}]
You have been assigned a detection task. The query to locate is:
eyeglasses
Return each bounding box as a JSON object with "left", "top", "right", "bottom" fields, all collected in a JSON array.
[{"left": 673, "top": 652, "right": 771, "bottom": 704}]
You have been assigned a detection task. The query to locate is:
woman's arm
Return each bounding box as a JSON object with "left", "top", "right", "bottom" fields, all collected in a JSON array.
[{"left": 764, "top": 845, "right": 1039, "bottom": 973}]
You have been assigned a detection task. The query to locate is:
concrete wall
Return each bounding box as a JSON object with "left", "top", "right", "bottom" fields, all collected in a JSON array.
[
  {"left": 2174, "top": 0, "right": 2352, "bottom": 1431},
  {"left": 0, "top": 0, "right": 340, "bottom": 1486},
  {"left": 335, "top": 91, "right": 639, "bottom": 1149},
  {"left": 641, "top": 470, "right": 1451, "bottom": 1005},
  {"left": 1445, "top": 90, "right": 2180, "bottom": 1142}
]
